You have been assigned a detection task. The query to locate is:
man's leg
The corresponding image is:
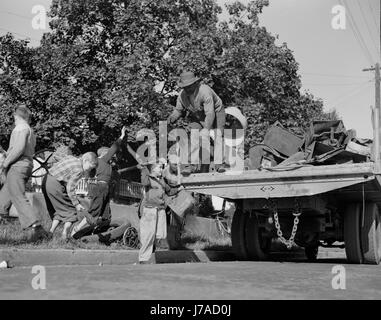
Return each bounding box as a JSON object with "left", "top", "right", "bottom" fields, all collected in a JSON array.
[
  {"left": 87, "top": 184, "right": 102, "bottom": 218},
  {"left": 44, "top": 174, "right": 77, "bottom": 233},
  {"left": 188, "top": 127, "right": 211, "bottom": 172},
  {"left": 214, "top": 108, "right": 229, "bottom": 172},
  {"left": 139, "top": 207, "right": 158, "bottom": 263},
  {"left": 7, "top": 166, "right": 40, "bottom": 229},
  {"left": 71, "top": 217, "right": 89, "bottom": 238},
  {"left": 155, "top": 208, "right": 167, "bottom": 240},
  {"left": 62, "top": 222, "right": 72, "bottom": 239},
  {"left": 88, "top": 184, "right": 109, "bottom": 220},
  {"left": 0, "top": 179, "right": 12, "bottom": 217},
  {"left": 102, "top": 187, "right": 111, "bottom": 221},
  {"left": 188, "top": 123, "right": 205, "bottom": 173},
  {"left": 167, "top": 212, "right": 183, "bottom": 250},
  {"left": 199, "top": 128, "right": 212, "bottom": 172},
  {"left": 50, "top": 219, "right": 60, "bottom": 233},
  {"left": 42, "top": 174, "right": 55, "bottom": 220}
]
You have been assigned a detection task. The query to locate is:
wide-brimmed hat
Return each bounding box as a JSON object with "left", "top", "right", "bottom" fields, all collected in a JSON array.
[{"left": 177, "top": 71, "right": 200, "bottom": 88}]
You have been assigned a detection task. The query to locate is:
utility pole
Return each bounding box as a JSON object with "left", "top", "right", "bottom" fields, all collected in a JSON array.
[
  {"left": 363, "top": 63, "right": 381, "bottom": 169},
  {"left": 377, "top": 64, "right": 380, "bottom": 112},
  {"left": 363, "top": 63, "right": 380, "bottom": 111}
]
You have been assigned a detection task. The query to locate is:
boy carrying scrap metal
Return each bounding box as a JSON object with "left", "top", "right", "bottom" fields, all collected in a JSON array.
[
  {"left": 127, "top": 139, "right": 195, "bottom": 261},
  {"left": 138, "top": 159, "right": 168, "bottom": 264},
  {"left": 126, "top": 139, "right": 172, "bottom": 263},
  {"left": 162, "top": 153, "right": 195, "bottom": 249}
]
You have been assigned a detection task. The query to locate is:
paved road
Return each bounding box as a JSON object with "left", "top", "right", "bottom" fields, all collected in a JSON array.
[{"left": 0, "top": 258, "right": 380, "bottom": 300}]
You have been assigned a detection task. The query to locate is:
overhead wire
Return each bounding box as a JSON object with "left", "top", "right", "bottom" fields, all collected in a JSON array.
[
  {"left": 304, "top": 81, "right": 373, "bottom": 86},
  {"left": 368, "top": 0, "right": 380, "bottom": 32},
  {"left": 301, "top": 72, "right": 370, "bottom": 79},
  {"left": 0, "top": 27, "right": 40, "bottom": 42},
  {"left": 340, "top": 0, "right": 375, "bottom": 65},
  {"left": 329, "top": 80, "right": 373, "bottom": 106},
  {"left": 0, "top": 11, "right": 31, "bottom": 21},
  {"left": 357, "top": 0, "right": 380, "bottom": 57}
]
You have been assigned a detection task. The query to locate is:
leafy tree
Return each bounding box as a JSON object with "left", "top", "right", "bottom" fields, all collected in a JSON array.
[{"left": 0, "top": 0, "right": 333, "bottom": 157}]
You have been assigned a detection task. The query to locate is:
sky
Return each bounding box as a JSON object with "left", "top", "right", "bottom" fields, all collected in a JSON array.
[{"left": 0, "top": 0, "right": 380, "bottom": 139}]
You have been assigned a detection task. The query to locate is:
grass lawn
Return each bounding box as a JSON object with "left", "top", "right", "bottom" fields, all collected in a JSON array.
[
  {"left": 0, "top": 218, "right": 232, "bottom": 251},
  {"left": 0, "top": 219, "right": 128, "bottom": 250}
]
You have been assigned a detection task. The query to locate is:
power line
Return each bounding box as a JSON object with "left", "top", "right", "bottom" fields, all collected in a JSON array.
[
  {"left": 0, "top": 11, "right": 31, "bottom": 21},
  {"left": 301, "top": 72, "right": 370, "bottom": 79},
  {"left": 357, "top": 0, "right": 380, "bottom": 57},
  {"left": 343, "top": 0, "right": 375, "bottom": 63},
  {"left": 303, "top": 81, "right": 373, "bottom": 86},
  {"left": 367, "top": 0, "right": 379, "bottom": 36},
  {"left": 0, "top": 27, "right": 40, "bottom": 42},
  {"left": 329, "top": 81, "right": 373, "bottom": 106},
  {"left": 340, "top": 0, "right": 375, "bottom": 65}
]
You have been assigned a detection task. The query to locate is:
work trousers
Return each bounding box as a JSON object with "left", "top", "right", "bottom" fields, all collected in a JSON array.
[
  {"left": 174, "top": 108, "right": 227, "bottom": 168},
  {"left": 139, "top": 207, "right": 167, "bottom": 262},
  {"left": 42, "top": 174, "right": 77, "bottom": 223},
  {"left": 88, "top": 183, "right": 111, "bottom": 221},
  {"left": 0, "top": 165, "right": 40, "bottom": 229}
]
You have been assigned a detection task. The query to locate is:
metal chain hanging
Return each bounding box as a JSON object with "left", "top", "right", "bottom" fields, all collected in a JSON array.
[{"left": 269, "top": 199, "right": 302, "bottom": 249}]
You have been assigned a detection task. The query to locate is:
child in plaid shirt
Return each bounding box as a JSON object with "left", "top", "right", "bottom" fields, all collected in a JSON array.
[{"left": 42, "top": 152, "right": 98, "bottom": 239}]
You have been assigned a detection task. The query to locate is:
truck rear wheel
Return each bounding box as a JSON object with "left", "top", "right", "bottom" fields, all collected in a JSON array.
[
  {"left": 361, "top": 202, "right": 381, "bottom": 265},
  {"left": 344, "top": 203, "right": 363, "bottom": 264},
  {"left": 245, "top": 213, "right": 271, "bottom": 261},
  {"left": 231, "top": 209, "right": 249, "bottom": 260}
]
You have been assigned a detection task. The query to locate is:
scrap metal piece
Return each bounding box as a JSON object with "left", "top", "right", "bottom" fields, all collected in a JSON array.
[{"left": 263, "top": 123, "right": 304, "bottom": 157}]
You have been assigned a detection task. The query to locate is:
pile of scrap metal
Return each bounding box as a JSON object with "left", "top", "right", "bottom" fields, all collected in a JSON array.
[{"left": 247, "top": 120, "right": 373, "bottom": 171}]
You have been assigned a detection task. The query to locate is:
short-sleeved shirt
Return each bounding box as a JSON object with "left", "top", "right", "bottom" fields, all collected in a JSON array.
[
  {"left": 49, "top": 155, "right": 84, "bottom": 206},
  {"left": 172, "top": 84, "right": 223, "bottom": 130},
  {"left": 4, "top": 121, "right": 36, "bottom": 168}
]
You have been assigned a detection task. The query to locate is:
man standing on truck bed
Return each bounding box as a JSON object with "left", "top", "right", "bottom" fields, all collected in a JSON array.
[{"left": 168, "top": 71, "right": 228, "bottom": 173}]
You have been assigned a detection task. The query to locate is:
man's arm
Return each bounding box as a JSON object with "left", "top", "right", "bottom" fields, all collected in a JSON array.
[
  {"left": 66, "top": 170, "right": 83, "bottom": 206},
  {"left": 203, "top": 94, "right": 216, "bottom": 130},
  {"left": 168, "top": 95, "right": 184, "bottom": 124},
  {"left": 140, "top": 166, "right": 150, "bottom": 187},
  {"left": 102, "top": 126, "right": 127, "bottom": 163},
  {"left": 3, "top": 128, "right": 29, "bottom": 169}
]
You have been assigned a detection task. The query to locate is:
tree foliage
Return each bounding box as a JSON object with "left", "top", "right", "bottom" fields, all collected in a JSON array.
[{"left": 0, "top": 0, "right": 331, "bottom": 155}]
